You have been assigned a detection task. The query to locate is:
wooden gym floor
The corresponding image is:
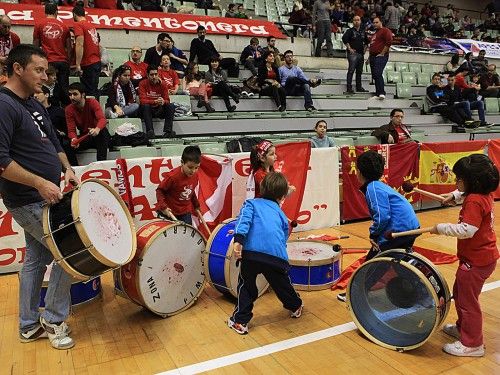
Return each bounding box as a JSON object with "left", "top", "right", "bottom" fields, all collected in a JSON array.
[{"left": 0, "top": 204, "right": 499, "bottom": 375}]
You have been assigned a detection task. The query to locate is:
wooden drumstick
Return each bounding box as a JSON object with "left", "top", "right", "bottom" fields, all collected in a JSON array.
[
  {"left": 384, "top": 226, "right": 434, "bottom": 239},
  {"left": 196, "top": 209, "right": 211, "bottom": 235},
  {"left": 156, "top": 209, "right": 178, "bottom": 222},
  {"left": 71, "top": 133, "right": 90, "bottom": 147},
  {"left": 402, "top": 182, "right": 446, "bottom": 203}
]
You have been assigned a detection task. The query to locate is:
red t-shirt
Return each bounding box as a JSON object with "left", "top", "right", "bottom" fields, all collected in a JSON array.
[
  {"left": 395, "top": 124, "right": 409, "bottom": 143},
  {"left": 33, "top": 17, "right": 70, "bottom": 63},
  {"left": 94, "top": 0, "right": 117, "bottom": 9},
  {"left": 138, "top": 79, "right": 170, "bottom": 105},
  {"left": 156, "top": 166, "right": 200, "bottom": 215},
  {"left": 267, "top": 69, "right": 277, "bottom": 80},
  {"left": 457, "top": 193, "right": 499, "bottom": 266},
  {"left": 253, "top": 168, "right": 268, "bottom": 198},
  {"left": 0, "top": 31, "right": 20, "bottom": 58},
  {"left": 454, "top": 74, "right": 471, "bottom": 90},
  {"left": 73, "top": 19, "right": 100, "bottom": 67},
  {"left": 158, "top": 68, "right": 179, "bottom": 91},
  {"left": 369, "top": 27, "right": 393, "bottom": 55},
  {"left": 125, "top": 60, "right": 148, "bottom": 81},
  {"left": 65, "top": 98, "right": 107, "bottom": 139}
]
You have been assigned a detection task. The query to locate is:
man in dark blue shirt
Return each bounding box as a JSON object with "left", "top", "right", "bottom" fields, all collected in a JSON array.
[{"left": 342, "top": 15, "right": 368, "bottom": 94}]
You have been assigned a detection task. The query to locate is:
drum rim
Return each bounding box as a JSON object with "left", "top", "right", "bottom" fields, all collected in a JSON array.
[
  {"left": 293, "top": 282, "right": 335, "bottom": 291},
  {"left": 72, "top": 179, "right": 137, "bottom": 268},
  {"left": 287, "top": 239, "right": 343, "bottom": 266},
  {"left": 203, "top": 220, "right": 232, "bottom": 293},
  {"left": 346, "top": 252, "right": 448, "bottom": 351},
  {"left": 134, "top": 220, "right": 206, "bottom": 317}
]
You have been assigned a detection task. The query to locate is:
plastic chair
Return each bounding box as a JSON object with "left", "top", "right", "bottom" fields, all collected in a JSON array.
[
  {"left": 198, "top": 143, "right": 228, "bottom": 154},
  {"left": 120, "top": 146, "right": 157, "bottom": 159},
  {"left": 485, "top": 98, "right": 499, "bottom": 114},
  {"left": 396, "top": 83, "right": 413, "bottom": 98},
  {"left": 386, "top": 70, "right": 402, "bottom": 83},
  {"left": 401, "top": 72, "right": 417, "bottom": 85},
  {"left": 160, "top": 144, "right": 186, "bottom": 157}
]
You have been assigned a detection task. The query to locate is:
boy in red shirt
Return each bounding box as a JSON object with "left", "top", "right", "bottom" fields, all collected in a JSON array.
[
  {"left": 158, "top": 55, "right": 179, "bottom": 95},
  {"left": 156, "top": 146, "right": 201, "bottom": 225},
  {"left": 138, "top": 65, "right": 176, "bottom": 138},
  {"left": 65, "top": 82, "right": 110, "bottom": 163},
  {"left": 432, "top": 154, "right": 499, "bottom": 357}
]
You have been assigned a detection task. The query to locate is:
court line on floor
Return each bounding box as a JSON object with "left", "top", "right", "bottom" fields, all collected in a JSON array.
[{"left": 159, "top": 280, "right": 500, "bottom": 375}]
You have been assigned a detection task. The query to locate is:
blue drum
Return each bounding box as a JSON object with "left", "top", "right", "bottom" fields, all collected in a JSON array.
[
  {"left": 204, "top": 219, "right": 269, "bottom": 298},
  {"left": 286, "top": 240, "right": 342, "bottom": 291}
]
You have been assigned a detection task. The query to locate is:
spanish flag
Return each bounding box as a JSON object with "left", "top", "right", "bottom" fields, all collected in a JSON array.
[{"left": 419, "top": 141, "right": 487, "bottom": 196}]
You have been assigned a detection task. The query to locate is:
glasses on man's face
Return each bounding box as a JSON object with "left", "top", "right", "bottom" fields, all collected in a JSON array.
[{"left": 131, "top": 50, "right": 142, "bottom": 53}]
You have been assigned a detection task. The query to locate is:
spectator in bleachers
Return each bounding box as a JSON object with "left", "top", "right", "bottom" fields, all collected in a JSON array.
[
  {"left": 182, "top": 62, "right": 215, "bottom": 113},
  {"left": 138, "top": 65, "right": 176, "bottom": 138},
  {"left": 72, "top": 5, "right": 101, "bottom": 97},
  {"left": 163, "top": 34, "right": 188, "bottom": 78},
  {"left": 262, "top": 36, "right": 282, "bottom": 67},
  {"left": 371, "top": 109, "right": 412, "bottom": 144},
  {"left": 33, "top": 3, "right": 71, "bottom": 100},
  {"left": 34, "top": 85, "right": 78, "bottom": 166},
  {"left": 125, "top": 46, "right": 148, "bottom": 89},
  {"left": 158, "top": 55, "right": 180, "bottom": 95},
  {"left": 471, "top": 50, "right": 488, "bottom": 74},
  {"left": 443, "top": 53, "right": 460, "bottom": 73},
  {"left": 197, "top": 0, "right": 214, "bottom": 10},
  {"left": 460, "top": 52, "right": 475, "bottom": 73},
  {"left": 235, "top": 4, "right": 249, "bottom": 19},
  {"left": 44, "top": 64, "right": 70, "bottom": 107},
  {"left": 479, "top": 64, "right": 500, "bottom": 98},
  {"left": 279, "top": 50, "right": 321, "bottom": 112},
  {"left": 205, "top": 57, "right": 239, "bottom": 112},
  {"left": 240, "top": 37, "right": 263, "bottom": 77},
  {"left": 289, "top": 2, "right": 311, "bottom": 38},
  {"left": 105, "top": 64, "right": 139, "bottom": 119},
  {"left": 225, "top": 3, "right": 237, "bottom": 17},
  {"left": 94, "top": 0, "right": 117, "bottom": 9},
  {"left": 258, "top": 51, "right": 287, "bottom": 112},
  {"left": 342, "top": 15, "right": 369, "bottom": 94},
  {"left": 310, "top": 120, "right": 335, "bottom": 148},
  {"left": 66, "top": 82, "right": 110, "bottom": 162},
  {"left": 0, "top": 15, "right": 20, "bottom": 69},
  {"left": 384, "top": 2, "right": 401, "bottom": 34},
  {"left": 471, "top": 27, "right": 483, "bottom": 41},
  {"left": 461, "top": 15, "right": 475, "bottom": 31},
  {"left": 141, "top": 0, "right": 162, "bottom": 11},
  {"left": 189, "top": 26, "right": 239, "bottom": 78},
  {"left": 144, "top": 33, "right": 171, "bottom": 68},
  {"left": 368, "top": 17, "right": 392, "bottom": 100},
  {"left": 312, "top": 0, "right": 333, "bottom": 57},
  {"left": 454, "top": 66, "right": 481, "bottom": 101}
]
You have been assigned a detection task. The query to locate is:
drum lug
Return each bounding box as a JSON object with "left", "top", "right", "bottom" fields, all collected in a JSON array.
[
  {"left": 43, "top": 217, "right": 82, "bottom": 237},
  {"left": 396, "top": 347, "right": 405, "bottom": 353}
]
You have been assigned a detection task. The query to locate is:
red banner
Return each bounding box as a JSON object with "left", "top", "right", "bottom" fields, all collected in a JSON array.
[
  {"left": 341, "top": 143, "right": 419, "bottom": 221},
  {"left": 0, "top": 3, "right": 285, "bottom": 38},
  {"left": 488, "top": 139, "right": 500, "bottom": 199}
]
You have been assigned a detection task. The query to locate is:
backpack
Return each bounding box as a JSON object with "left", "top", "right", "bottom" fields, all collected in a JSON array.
[
  {"left": 226, "top": 136, "right": 264, "bottom": 153},
  {"left": 111, "top": 132, "right": 150, "bottom": 148}
]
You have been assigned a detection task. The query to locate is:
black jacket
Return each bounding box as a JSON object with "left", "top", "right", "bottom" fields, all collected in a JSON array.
[
  {"left": 189, "top": 37, "right": 219, "bottom": 65},
  {"left": 371, "top": 121, "right": 412, "bottom": 144},
  {"left": 257, "top": 64, "right": 281, "bottom": 87}
]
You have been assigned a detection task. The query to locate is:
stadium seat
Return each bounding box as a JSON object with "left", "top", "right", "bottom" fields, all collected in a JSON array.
[
  {"left": 420, "top": 64, "right": 435, "bottom": 73},
  {"left": 69, "top": 76, "right": 79, "bottom": 84},
  {"left": 207, "top": 9, "right": 221, "bottom": 16},
  {"left": 99, "top": 95, "right": 108, "bottom": 112},
  {"left": 161, "top": 144, "right": 186, "bottom": 157},
  {"left": 354, "top": 136, "right": 379, "bottom": 146},
  {"left": 120, "top": 146, "right": 157, "bottom": 159},
  {"left": 417, "top": 72, "right": 431, "bottom": 85},
  {"left": 401, "top": 72, "right": 417, "bottom": 85},
  {"left": 98, "top": 76, "right": 111, "bottom": 89},
  {"left": 384, "top": 61, "right": 395, "bottom": 72},
  {"left": 183, "top": 136, "right": 219, "bottom": 143},
  {"left": 108, "top": 49, "right": 130, "bottom": 67},
  {"left": 408, "top": 63, "right": 421, "bottom": 73},
  {"left": 386, "top": 70, "right": 402, "bottom": 83},
  {"left": 396, "top": 83, "right": 413, "bottom": 98},
  {"left": 411, "top": 132, "right": 426, "bottom": 142},
  {"left": 485, "top": 98, "right": 500, "bottom": 114},
  {"left": 198, "top": 143, "right": 228, "bottom": 154},
  {"left": 193, "top": 8, "right": 206, "bottom": 15},
  {"left": 107, "top": 117, "right": 143, "bottom": 136},
  {"left": 333, "top": 137, "right": 355, "bottom": 147},
  {"left": 395, "top": 62, "right": 409, "bottom": 72}
]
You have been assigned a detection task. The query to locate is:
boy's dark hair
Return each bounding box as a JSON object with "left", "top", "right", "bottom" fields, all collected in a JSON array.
[
  {"left": 452, "top": 154, "right": 499, "bottom": 194},
  {"left": 45, "top": 3, "right": 58, "bottom": 15},
  {"left": 432, "top": 72, "right": 441, "bottom": 80},
  {"left": 197, "top": 25, "right": 206, "bottom": 32},
  {"left": 68, "top": 81, "right": 85, "bottom": 94},
  {"left": 5, "top": 44, "right": 47, "bottom": 77},
  {"left": 267, "top": 35, "right": 275, "bottom": 42},
  {"left": 147, "top": 64, "right": 159, "bottom": 74},
  {"left": 315, "top": 120, "right": 327, "bottom": 129},
  {"left": 260, "top": 172, "right": 288, "bottom": 201},
  {"left": 72, "top": 5, "right": 85, "bottom": 17},
  {"left": 357, "top": 150, "right": 384, "bottom": 182},
  {"left": 250, "top": 37, "right": 259, "bottom": 45},
  {"left": 283, "top": 50, "right": 293, "bottom": 57},
  {"left": 181, "top": 146, "right": 202, "bottom": 164},
  {"left": 390, "top": 108, "right": 403, "bottom": 117},
  {"left": 157, "top": 32, "right": 170, "bottom": 43}
]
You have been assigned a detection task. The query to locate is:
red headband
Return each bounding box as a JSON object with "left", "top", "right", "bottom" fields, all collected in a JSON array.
[{"left": 256, "top": 140, "right": 273, "bottom": 157}]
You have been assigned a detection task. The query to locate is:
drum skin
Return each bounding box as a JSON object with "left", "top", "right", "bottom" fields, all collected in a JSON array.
[
  {"left": 346, "top": 249, "right": 451, "bottom": 351},
  {"left": 119, "top": 220, "right": 206, "bottom": 317}
]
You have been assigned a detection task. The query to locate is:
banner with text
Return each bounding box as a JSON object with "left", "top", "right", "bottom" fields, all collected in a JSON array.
[{"left": 449, "top": 39, "right": 500, "bottom": 59}]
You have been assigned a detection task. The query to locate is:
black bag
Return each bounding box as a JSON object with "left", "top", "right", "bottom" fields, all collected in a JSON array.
[
  {"left": 243, "top": 76, "right": 261, "bottom": 93},
  {"left": 220, "top": 58, "right": 240, "bottom": 78},
  {"left": 111, "top": 132, "right": 150, "bottom": 148},
  {"left": 226, "top": 136, "right": 264, "bottom": 153}
]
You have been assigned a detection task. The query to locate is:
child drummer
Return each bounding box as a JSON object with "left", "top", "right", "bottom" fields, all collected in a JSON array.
[{"left": 228, "top": 172, "right": 303, "bottom": 335}]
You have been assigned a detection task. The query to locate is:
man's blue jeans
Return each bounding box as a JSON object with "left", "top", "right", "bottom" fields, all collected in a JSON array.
[{"left": 369, "top": 55, "right": 389, "bottom": 96}]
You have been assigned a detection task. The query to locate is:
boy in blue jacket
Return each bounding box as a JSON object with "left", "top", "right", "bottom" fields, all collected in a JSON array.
[
  {"left": 228, "top": 172, "right": 303, "bottom": 335},
  {"left": 337, "top": 150, "right": 420, "bottom": 302}
]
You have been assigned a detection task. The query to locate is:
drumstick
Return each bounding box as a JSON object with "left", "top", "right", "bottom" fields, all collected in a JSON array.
[
  {"left": 384, "top": 226, "right": 434, "bottom": 239},
  {"left": 402, "top": 182, "right": 446, "bottom": 203},
  {"left": 156, "top": 209, "right": 178, "bottom": 222},
  {"left": 196, "top": 209, "right": 211, "bottom": 235},
  {"left": 71, "top": 133, "right": 90, "bottom": 147}
]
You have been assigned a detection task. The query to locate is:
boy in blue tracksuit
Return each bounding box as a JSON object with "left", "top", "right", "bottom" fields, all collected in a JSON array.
[{"left": 228, "top": 172, "right": 303, "bottom": 335}]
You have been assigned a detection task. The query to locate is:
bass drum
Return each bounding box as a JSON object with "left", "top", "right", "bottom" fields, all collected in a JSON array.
[{"left": 346, "top": 249, "right": 451, "bottom": 351}]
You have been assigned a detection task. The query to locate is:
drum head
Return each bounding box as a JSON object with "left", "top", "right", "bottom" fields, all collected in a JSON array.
[
  {"left": 347, "top": 253, "right": 442, "bottom": 350},
  {"left": 136, "top": 223, "right": 206, "bottom": 316},
  {"left": 76, "top": 180, "right": 135, "bottom": 266},
  {"left": 287, "top": 241, "right": 341, "bottom": 265}
]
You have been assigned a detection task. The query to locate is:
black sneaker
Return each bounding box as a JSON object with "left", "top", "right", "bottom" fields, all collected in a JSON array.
[
  {"left": 479, "top": 122, "right": 494, "bottom": 128},
  {"left": 356, "top": 87, "right": 369, "bottom": 92},
  {"left": 146, "top": 130, "right": 155, "bottom": 139},
  {"left": 464, "top": 120, "right": 480, "bottom": 129},
  {"left": 306, "top": 106, "right": 317, "bottom": 112},
  {"left": 162, "top": 130, "right": 177, "bottom": 138},
  {"left": 196, "top": 99, "right": 205, "bottom": 108},
  {"left": 233, "top": 95, "right": 240, "bottom": 104},
  {"left": 228, "top": 105, "right": 237, "bottom": 112},
  {"left": 278, "top": 105, "right": 286, "bottom": 112},
  {"left": 346, "top": 88, "right": 355, "bottom": 94},
  {"left": 337, "top": 292, "right": 347, "bottom": 302}
]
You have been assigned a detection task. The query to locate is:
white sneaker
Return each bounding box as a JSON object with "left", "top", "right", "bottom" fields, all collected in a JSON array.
[
  {"left": 442, "top": 341, "right": 484, "bottom": 357},
  {"left": 442, "top": 324, "right": 460, "bottom": 340},
  {"left": 40, "top": 317, "right": 75, "bottom": 350},
  {"left": 290, "top": 304, "right": 304, "bottom": 318},
  {"left": 378, "top": 94, "right": 386, "bottom": 100},
  {"left": 19, "top": 324, "right": 47, "bottom": 343}
]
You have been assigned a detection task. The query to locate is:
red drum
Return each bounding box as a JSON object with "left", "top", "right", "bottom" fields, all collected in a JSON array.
[{"left": 117, "top": 220, "right": 206, "bottom": 318}]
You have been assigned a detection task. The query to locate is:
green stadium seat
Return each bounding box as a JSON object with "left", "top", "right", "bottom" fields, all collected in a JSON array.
[
  {"left": 396, "top": 83, "right": 413, "bottom": 98},
  {"left": 420, "top": 64, "right": 435, "bottom": 73},
  {"left": 99, "top": 95, "right": 108, "bottom": 112},
  {"left": 384, "top": 61, "right": 395, "bottom": 72},
  {"left": 395, "top": 62, "right": 409, "bottom": 72},
  {"left": 69, "top": 76, "right": 79, "bottom": 84},
  {"left": 107, "top": 117, "right": 143, "bottom": 136},
  {"left": 333, "top": 137, "right": 354, "bottom": 147},
  {"left": 386, "top": 70, "right": 402, "bottom": 83},
  {"left": 354, "top": 136, "right": 379, "bottom": 146},
  {"left": 408, "top": 63, "right": 421, "bottom": 73},
  {"left": 183, "top": 136, "right": 218, "bottom": 143},
  {"left": 160, "top": 144, "right": 186, "bottom": 157},
  {"left": 401, "top": 72, "right": 417, "bottom": 85},
  {"left": 198, "top": 143, "right": 228, "bottom": 154},
  {"left": 108, "top": 49, "right": 131, "bottom": 67},
  {"left": 417, "top": 72, "right": 431, "bottom": 85},
  {"left": 485, "top": 98, "right": 500, "bottom": 114},
  {"left": 411, "top": 132, "right": 426, "bottom": 142},
  {"left": 98, "top": 76, "right": 110, "bottom": 89},
  {"left": 120, "top": 146, "right": 157, "bottom": 159}
]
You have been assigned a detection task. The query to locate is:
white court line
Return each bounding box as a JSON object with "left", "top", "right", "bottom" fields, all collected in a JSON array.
[{"left": 158, "top": 280, "right": 500, "bottom": 375}]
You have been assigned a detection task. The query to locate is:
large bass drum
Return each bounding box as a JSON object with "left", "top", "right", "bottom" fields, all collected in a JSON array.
[{"left": 346, "top": 249, "right": 451, "bottom": 351}]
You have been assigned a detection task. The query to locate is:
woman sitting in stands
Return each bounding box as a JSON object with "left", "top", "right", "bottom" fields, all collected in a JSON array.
[
  {"left": 182, "top": 62, "right": 215, "bottom": 113},
  {"left": 105, "top": 64, "right": 139, "bottom": 119},
  {"left": 205, "top": 57, "right": 239, "bottom": 112},
  {"left": 257, "top": 51, "right": 286, "bottom": 112},
  {"left": 443, "top": 53, "right": 460, "bottom": 73}
]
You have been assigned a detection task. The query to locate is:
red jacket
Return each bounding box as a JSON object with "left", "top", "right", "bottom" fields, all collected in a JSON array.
[{"left": 65, "top": 98, "right": 107, "bottom": 139}]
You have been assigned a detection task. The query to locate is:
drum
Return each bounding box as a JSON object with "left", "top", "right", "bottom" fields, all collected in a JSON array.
[
  {"left": 118, "top": 220, "right": 206, "bottom": 318},
  {"left": 347, "top": 249, "right": 451, "bottom": 351},
  {"left": 287, "top": 240, "right": 342, "bottom": 291},
  {"left": 43, "top": 179, "right": 136, "bottom": 281},
  {"left": 204, "top": 219, "right": 269, "bottom": 298}
]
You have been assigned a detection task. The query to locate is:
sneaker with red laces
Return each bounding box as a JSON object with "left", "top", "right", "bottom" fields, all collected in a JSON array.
[
  {"left": 443, "top": 341, "right": 484, "bottom": 357},
  {"left": 290, "top": 304, "right": 303, "bottom": 318},
  {"left": 227, "top": 318, "right": 248, "bottom": 335},
  {"left": 442, "top": 324, "right": 460, "bottom": 340}
]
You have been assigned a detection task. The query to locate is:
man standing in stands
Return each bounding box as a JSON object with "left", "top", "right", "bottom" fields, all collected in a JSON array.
[
  {"left": 139, "top": 65, "right": 176, "bottom": 139},
  {"left": 0, "top": 15, "right": 20, "bottom": 69},
  {"left": 125, "top": 46, "right": 148, "bottom": 89},
  {"left": 371, "top": 109, "right": 412, "bottom": 144},
  {"left": 158, "top": 55, "right": 179, "bottom": 95},
  {"left": 279, "top": 50, "right": 322, "bottom": 112},
  {"left": 144, "top": 33, "right": 171, "bottom": 68},
  {"left": 65, "top": 82, "right": 110, "bottom": 163},
  {"left": 312, "top": 0, "right": 333, "bottom": 58},
  {"left": 33, "top": 3, "right": 71, "bottom": 99},
  {"left": 342, "top": 15, "right": 368, "bottom": 94},
  {"left": 368, "top": 17, "right": 392, "bottom": 100},
  {"left": 72, "top": 5, "right": 101, "bottom": 97},
  {"left": 262, "top": 36, "right": 282, "bottom": 66}
]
